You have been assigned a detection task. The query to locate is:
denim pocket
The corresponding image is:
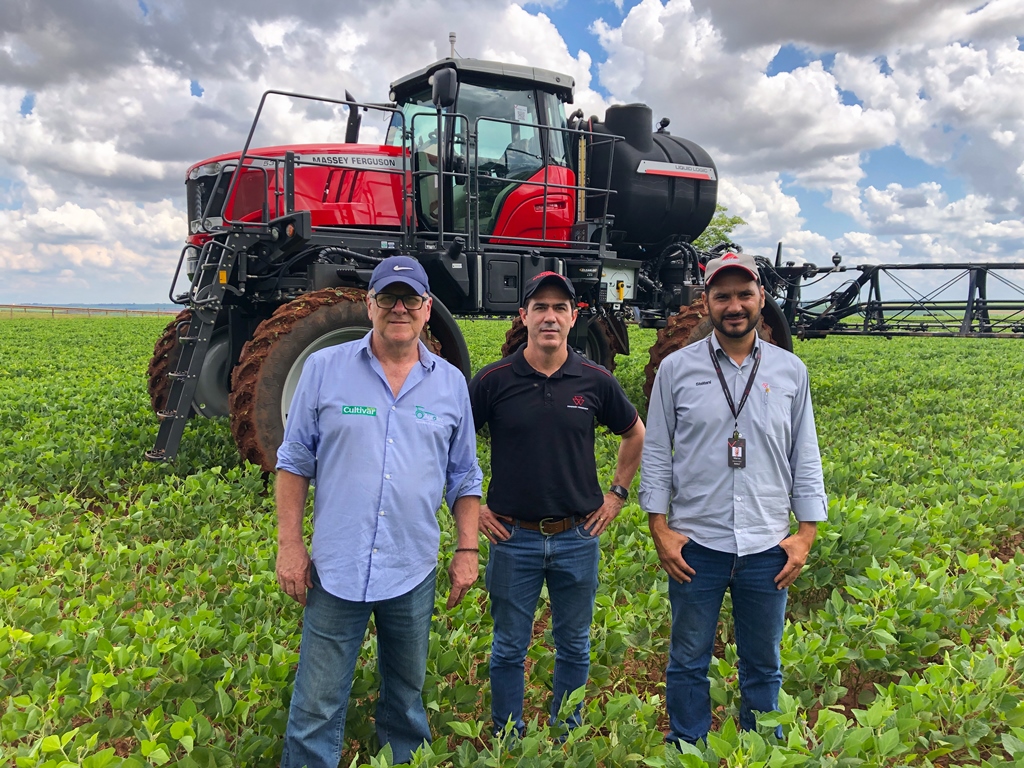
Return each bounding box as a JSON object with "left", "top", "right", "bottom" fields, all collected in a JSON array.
[
  {"left": 573, "top": 520, "right": 598, "bottom": 540},
  {"left": 494, "top": 520, "right": 517, "bottom": 542}
]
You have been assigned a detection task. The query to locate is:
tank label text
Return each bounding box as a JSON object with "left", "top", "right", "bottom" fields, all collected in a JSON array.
[
  {"left": 637, "top": 160, "right": 717, "bottom": 180},
  {"left": 341, "top": 405, "right": 378, "bottom": 416}
]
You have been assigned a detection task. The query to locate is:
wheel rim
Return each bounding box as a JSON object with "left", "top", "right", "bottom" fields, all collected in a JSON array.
[
  {"left": 280, "top": 326, "right": 371, "bottom": 424},
  {"left": 193, "top": 329, "right": 230, "bottom": 418}
]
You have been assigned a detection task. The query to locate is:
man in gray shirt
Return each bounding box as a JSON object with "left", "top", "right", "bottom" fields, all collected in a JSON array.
[{"left": 639, "top": 251, "right": 827, "bottom": 745}]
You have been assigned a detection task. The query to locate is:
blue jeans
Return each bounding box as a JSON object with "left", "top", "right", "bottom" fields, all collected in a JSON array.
[
  {"left": 281, "top": 567, "right": 436, "bottom": 768},
  {"left": 666, "top": 541, "right": 789, "bottom": 744},
  {"left": 485, "top": 520, "right": 600, "bottom": 734}
]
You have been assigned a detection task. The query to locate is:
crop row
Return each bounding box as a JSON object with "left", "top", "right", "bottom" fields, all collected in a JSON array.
[{"left": 1, "top": 317, "right": 1023, "bottom": 767}]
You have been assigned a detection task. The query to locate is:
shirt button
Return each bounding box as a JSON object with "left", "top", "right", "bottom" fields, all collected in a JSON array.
[
  {"left": 373, "top": 548, "right": 379, "bottom": 553},
  {"left": 735, "top": 495, "right": 742, "bottom": 501},
  {"left": 388, "top": 438, "right": 394, "bottom": 444},
  {"left": 379, "top": 510, "right": 386, "bottom": 516},
  {"left": 385, "top": 474, "right": 391, "bottom": 479}
]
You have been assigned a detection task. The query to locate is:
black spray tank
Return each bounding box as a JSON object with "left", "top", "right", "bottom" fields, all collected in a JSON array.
[{"left": 588, "top": 103, "right": 718, "bottom": 254}]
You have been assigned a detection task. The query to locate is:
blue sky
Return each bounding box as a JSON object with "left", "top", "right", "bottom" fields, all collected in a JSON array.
[{"left": 0, "top": 0, "right": 1021, "bottom": 303}]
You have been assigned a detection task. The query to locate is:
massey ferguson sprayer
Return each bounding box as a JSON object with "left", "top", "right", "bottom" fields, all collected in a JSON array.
[{"left": 147, "top": 53, "right": 1024, "bottom": 470}]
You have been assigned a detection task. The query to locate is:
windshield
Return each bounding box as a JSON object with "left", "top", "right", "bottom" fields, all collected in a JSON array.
[{"left": 386, "top": 89, "right": 434, "bottom": 147}]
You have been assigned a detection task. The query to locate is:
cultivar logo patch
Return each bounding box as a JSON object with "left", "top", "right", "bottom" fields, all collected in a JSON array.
[
  {"left": 573, "top": 395, "right": 585, "bottom": 406},
  {"left": 341, "top": 405, "right": 377, "bottom": 416},
  {"left": 567, "top": 395, "right": 589, "bottom": 411}
]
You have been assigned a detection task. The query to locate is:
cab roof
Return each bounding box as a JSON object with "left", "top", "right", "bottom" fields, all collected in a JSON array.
[{"left": 390, "top": 58, "right": 575, "bottom": 103}]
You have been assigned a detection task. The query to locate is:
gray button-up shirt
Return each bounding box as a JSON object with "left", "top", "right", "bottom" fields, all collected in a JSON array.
[{"left": 639, "top": 333, "right": 827, "bottom": 556}]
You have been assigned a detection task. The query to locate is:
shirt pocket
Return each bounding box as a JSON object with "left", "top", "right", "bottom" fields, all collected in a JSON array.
[{"left": 760, "top": 385, "right": 793, "bottom": 439}]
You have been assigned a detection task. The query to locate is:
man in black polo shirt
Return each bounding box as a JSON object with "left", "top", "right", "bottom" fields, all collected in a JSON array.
[{"left": 469, "top": 271, "right": 645, "bottom": 736}]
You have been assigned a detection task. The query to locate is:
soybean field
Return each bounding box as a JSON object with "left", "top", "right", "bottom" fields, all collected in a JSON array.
[{"left": 2, "top": 316, "right": 1024, "bottom": 768}]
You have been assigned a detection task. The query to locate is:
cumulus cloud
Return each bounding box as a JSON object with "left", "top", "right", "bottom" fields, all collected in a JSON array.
[{"left": 0, "top": 0, "right": 1020, "bottom": 304}]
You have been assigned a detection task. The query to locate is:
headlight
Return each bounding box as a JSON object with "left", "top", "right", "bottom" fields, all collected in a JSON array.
[{"left": 185, "top": 246, "right": 200, "bottom": 280}]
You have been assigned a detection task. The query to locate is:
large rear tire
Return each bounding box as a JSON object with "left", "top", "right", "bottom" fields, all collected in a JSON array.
[
  {"left": 499, "top": 316, "right": 619, "bottom": 372},
  {"left": 228, "top": 288, "right": 442, "bottom": 472},
  {"left": 643, "top": 296, "right": 789, "bottom": 403}
]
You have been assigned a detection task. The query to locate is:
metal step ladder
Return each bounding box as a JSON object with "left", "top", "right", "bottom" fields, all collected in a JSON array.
[{"left": 145, "top": 237, "right": 243, "bottom": 462}]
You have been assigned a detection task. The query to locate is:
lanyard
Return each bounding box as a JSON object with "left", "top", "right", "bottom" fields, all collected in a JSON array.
[{"left": 707, "top": 337, "right": 760, "bottom": 437}]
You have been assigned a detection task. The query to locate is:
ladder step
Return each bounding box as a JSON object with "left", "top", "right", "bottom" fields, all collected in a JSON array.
[
  {"left": 167, "top": 371, "right": 187, "bottom": 380},
  {"left": 157, "top": 409, "right": 179, "bottom": 419},
  {"left": 177, "top": 335, "right": 199, "bottom": 342},
  {"left": 144, "top": 449, "right": 168, "bottom": 461}
]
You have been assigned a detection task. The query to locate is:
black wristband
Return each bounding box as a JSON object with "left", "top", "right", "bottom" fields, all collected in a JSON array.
[
  {"left": 455, "top": 548, "right": 479, "bottom": 553},
  {"left": 609, "top": 484, "right": 629, "bottom": 501}
]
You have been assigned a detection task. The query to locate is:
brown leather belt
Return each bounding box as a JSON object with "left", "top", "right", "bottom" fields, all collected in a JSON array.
[{"left": 498, "top": 514, "right": 587, "bottom": 536}]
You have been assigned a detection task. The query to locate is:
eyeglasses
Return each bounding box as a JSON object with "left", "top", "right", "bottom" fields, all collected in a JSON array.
[{"left": 372, "top": 292, "right": 426, "bottom": 310}]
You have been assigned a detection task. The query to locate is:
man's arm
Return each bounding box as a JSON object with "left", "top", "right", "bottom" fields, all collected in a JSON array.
[
  {"left": 276, "top": 470, "right": 313, "bottom": 606},
  {"left": 584, "top": 418, "right": 645, "bottom": 536},
  {"left": 447, "top": 494, "right": 481, "bottom": 609}
]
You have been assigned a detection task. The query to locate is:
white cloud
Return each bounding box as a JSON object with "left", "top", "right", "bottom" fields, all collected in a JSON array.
[{"left": 0, "top": 0, "right": 1020, "bottom": 305}]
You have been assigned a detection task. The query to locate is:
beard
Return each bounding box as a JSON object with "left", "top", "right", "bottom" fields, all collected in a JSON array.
[{"left": 710, "top": 308, "right": 762, "bottom": 339}]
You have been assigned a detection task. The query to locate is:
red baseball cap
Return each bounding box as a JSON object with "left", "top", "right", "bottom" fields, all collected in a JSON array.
[{"left": 704, "top": 251, "right": 760, "bottom": 286}]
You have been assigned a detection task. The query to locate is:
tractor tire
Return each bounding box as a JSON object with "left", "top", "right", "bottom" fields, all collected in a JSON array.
[
  {"left": 147, "top": 309, "right": 232, "bottom": 419},
  {"left": 499, "top": 316, "right": 619, "bottom": 372},
  {"left": 148, "top": 309, "right": 194, "bottom": 417},
  {"left": 228, "top": 288, "right": 442, "bottom": 472},
  {"left": 643, "top": 296, "right": 789, "bottom": 403}
]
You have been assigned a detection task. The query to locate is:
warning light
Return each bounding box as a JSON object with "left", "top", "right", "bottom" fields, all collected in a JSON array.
[{"left": 286, "top": 224, "right": 296, "bottom": 237}]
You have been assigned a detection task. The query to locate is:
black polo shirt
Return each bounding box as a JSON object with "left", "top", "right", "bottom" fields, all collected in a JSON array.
[{"left": 469, "top": 346, "right": 639, "bottom": 521}]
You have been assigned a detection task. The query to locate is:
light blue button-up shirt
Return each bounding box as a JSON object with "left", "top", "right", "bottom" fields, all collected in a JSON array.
[
  {"left": 639, "top": 333, "right": 827, "bottom": 556},
  {"left": 276, "top": 334, "right": 483, "bottom": 602}
]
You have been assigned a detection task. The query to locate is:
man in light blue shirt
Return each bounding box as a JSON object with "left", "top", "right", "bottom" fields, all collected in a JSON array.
[
  {"left": 275, "top": 256, "right": 483, "bottom": 767},
  {"left": 640, "top": 251, "right": 827, "bottom": 745}
]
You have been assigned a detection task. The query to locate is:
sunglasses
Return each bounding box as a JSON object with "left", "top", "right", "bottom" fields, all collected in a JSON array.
[{"left": 372, "top": 293, "right": 426, "bottom": 310}]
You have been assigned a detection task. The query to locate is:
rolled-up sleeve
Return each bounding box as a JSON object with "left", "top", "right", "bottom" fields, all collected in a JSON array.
[
  {"left": 444, "top": 377, "right": 484, "bottom": 509},
  {"left": 275, "top": 356, "right": 322, "bottom": 479},
  {"left": 789, "top": 365, "right": 828, "bottom": 522},
  {"left": 639, "top": 358, "right": 677, "bottom": 516}
]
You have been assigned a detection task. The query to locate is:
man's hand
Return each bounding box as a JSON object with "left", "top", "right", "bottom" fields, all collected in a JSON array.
[
  {"left": 447, "top": 550, "right": 479, "bottom": 609},
  {"left": 774, "top": 522, "right": 818, "bottom": 590},
  {"left": 583, "top": 492, "right": 626, "bottom": 537},
  {"left": 648, "top": 513, "right": 696, "bottom": 583},
  {"left": 478, "top": 504, "right": 512, "bottom": 543},
  {"left": 277, "top": 540, "right": 313, "bottom": 606}
]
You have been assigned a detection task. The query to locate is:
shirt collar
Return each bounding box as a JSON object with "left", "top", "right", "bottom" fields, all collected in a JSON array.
[
  {"left": 358, "top": 331, "right": 436, "bottom": 371},
  {"left": 708, "top": 330, "right": 761, "bottom": 362},
  {"left": 510, "top": 344, "right": 583, "bottom": 378}
]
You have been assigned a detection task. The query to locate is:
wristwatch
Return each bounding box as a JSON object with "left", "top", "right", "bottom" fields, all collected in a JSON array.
[{"left": 609, "top": 484, "right": 629, "bottom": 501}]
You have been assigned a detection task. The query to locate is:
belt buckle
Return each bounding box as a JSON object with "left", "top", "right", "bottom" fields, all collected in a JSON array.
[{"left": 538, "top": 517, "right": 559, "bottom": 536}]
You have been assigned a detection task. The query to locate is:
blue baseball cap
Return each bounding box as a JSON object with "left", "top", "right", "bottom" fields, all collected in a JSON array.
[{"left": 368, "top": 255, "right": 430, "bottom": 296}]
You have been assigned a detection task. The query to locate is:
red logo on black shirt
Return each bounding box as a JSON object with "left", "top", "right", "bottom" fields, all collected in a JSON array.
[{"left": 573, "top": 395, "right": 585, "bottom": 406}]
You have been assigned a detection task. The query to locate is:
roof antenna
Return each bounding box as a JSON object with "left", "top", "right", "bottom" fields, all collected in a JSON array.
[{"left": 449, "top": 32, "right": 457, "bottom": 59}]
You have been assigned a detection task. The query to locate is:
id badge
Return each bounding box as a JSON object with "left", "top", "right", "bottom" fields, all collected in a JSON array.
[{"left": 728, "top": 437, "right": 746, "bottom": 468}]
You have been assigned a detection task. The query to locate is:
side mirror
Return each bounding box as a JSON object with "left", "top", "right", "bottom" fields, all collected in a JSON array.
[{"left": 431, "top": 68, "right": 457, "bottom": 109}]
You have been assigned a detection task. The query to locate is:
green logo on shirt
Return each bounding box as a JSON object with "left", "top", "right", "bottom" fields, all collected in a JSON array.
[{"left": 341, "top": 405, "right": 377, "bottom": 416}]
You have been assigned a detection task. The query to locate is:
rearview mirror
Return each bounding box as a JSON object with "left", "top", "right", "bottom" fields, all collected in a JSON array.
[{"left": 431, "top": 68, "right": 457, "bottom": 109}]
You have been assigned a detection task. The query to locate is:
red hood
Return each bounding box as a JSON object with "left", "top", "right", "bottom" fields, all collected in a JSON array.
[{"left": 185, "top": 143, "right": 402, "bottom": 179}]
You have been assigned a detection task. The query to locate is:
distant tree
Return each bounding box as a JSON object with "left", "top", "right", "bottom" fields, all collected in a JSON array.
[{"left": 693, "top": 204, "right": 746, "bottom": 251}]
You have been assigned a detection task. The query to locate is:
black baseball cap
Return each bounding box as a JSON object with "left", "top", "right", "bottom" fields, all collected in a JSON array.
[{"left": 522, "top": 271, "right": 576, "bottom": 307}]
